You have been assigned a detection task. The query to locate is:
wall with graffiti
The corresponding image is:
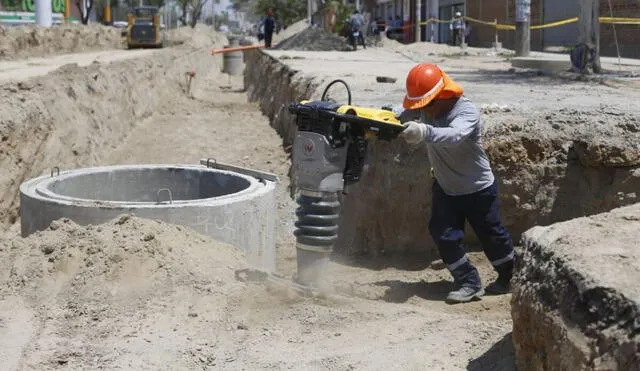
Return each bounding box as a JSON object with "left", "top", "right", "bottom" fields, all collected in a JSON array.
[{"left": 1, "top": 0, "right": 66, "bottom": 12}]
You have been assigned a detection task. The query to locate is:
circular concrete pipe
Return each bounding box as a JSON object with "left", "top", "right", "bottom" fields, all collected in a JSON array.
[
  {"left": 222, "top": 36, "right": 244, "bottom": 76},
  {"left": 20, "top": 164, "right": 277, "bottom": 272}
]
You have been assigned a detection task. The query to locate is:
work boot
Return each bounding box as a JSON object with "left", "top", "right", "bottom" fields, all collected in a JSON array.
[
  {"left": 443, "top": 257, "right": 484, "bottom": 304},
  {"left": 485, "top": 259, "right": 514, "bottom": 295},
  {"left": 485, "top": 279, "right": 511, "bottom": 295},
  {"left": 446, "top": 286, "right": 485, "bottom": 304}
]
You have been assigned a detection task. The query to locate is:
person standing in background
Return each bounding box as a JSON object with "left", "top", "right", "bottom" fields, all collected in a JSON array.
[
  {"left": 262, "top": 9, "right": 276, "bottom": 48},
  {"left": 450, "top": 11, "right": 464, "bottom": 45}
]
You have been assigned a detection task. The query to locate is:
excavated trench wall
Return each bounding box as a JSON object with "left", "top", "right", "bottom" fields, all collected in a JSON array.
[
  {"left": 245, "top": 46, "right": 640, "bottom": 371},
  {"left": 512, "top": 204, "right": 640, "bottom": 371},
  {"left": 0, "top": 29, "right": 225, "bottom": 229},
  {"left": 245, "top": 47, "right": 640, "bottom": 371},
  {"left": 244, "top": 49, "right": 640, "bottom": 260}
]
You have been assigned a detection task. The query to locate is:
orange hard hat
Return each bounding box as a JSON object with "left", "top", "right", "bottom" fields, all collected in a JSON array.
[{"left": 403, "top": 63, "right": 463, "bottom": 110}]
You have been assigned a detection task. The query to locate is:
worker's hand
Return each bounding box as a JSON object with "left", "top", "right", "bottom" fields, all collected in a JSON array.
[
  {"left": 400, "top": 121, "right": 429, "bottom": 145},
  {"left": 381, "top": 104, "right": 405, "bottom": 118}
]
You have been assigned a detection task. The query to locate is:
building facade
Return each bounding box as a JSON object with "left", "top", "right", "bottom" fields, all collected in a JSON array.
[{"left": 366, "top": 0, "right": 639, "bottom": 57}]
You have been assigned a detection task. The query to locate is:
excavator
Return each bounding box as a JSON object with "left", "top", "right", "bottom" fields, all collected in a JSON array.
[{"left": 126, "top": 6, "right": 164, "bottom": 49}]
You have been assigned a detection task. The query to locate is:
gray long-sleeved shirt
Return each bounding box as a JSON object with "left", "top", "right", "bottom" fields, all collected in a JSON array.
[{"left": 419, "top": 97, "right": 494, "bottom": 196}]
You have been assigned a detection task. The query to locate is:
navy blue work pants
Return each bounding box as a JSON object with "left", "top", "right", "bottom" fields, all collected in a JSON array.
[
  {"left": 264, "top": 29, "right": 274, "bottom": 48},
  {"left": 429, "top": 180, "right": 514, "bottom": 288}
]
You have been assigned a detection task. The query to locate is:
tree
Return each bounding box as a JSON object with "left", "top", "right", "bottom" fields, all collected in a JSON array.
[
  {"left": 76, "top": 0, "right": 94, "bottom": 24},
  {"left": 0, "top": 0, "right": 20, "bottom": 11},
  {"left": 251, "top": 0, "right": 306, "bottom": 26},
  {"left": 326, "top": 0, "right": 353, "bottom": 34},
  {"left": 175, "top": 0, "right": 209, "bottom": 27},
  {"left": 147, "top": 0, "right": 165, "bottom": 8},
  {"left": 231, "top": 0, "right": 249, "bottom": 12},
  {"left": 577, "top": 0, "right": 602, "bottom": 73},
  {"left": 120, "top": 0, "right": 166, "bottom": 9},
  {"left": 188, "top": 0, "right": 207, "bottom": 27}
]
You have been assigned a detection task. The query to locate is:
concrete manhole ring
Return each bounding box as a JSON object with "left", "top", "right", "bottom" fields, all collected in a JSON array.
[{"left": 19, "top": 164, "right": 277, "bottom": 271}]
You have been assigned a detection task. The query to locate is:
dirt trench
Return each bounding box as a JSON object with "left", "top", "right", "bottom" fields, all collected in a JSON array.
[
  {"left": 243, "top": 44, "right": 640, "bottom": 371},
  {"left": 0, "top": 27, "right": 522, "bottom": 370}
]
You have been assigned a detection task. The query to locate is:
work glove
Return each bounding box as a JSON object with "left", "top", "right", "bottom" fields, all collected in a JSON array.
[
  {"left": 381, "top": 104, "right": 405, "bottom": 118},
  {"left": 400, "top": 121, "right": 429, "bottom": 145}
]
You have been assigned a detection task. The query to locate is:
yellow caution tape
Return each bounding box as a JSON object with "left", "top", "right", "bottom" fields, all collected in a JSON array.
[
  {"left": 391, "top": 15, "right": 640, "bottom": 32},
  {"left": 599, "top": 17, "right": 640, "bottom": 25},
  {"left": 462, "top": 16, "right": 497, "bottom": 27},
  {"left": 530, "top": 17, "right": 578, "bottom": 29}
]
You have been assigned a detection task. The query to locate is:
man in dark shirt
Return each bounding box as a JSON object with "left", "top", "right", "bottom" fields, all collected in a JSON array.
[{"left": 263, "top": 10, "right": 276, "bottom": 48}]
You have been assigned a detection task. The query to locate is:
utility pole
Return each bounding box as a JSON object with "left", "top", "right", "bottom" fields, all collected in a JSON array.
[
  {"left": 64, "top": 0, "right": 71, "bottom": 21},
  {"left": 514, "top": 0, "right": 530, "bottom": 56},
  {"left": 104, "top": 0, "right": 111, "bottom": 24},
  {"left": 35, "top": 0, "right": 53, "bottom": 27},
  {"left": 578, "top": 0, "right": 602, "bottom": 73},
  {"left": 415, "top": 0, "right": 421, "bottom": 42}
]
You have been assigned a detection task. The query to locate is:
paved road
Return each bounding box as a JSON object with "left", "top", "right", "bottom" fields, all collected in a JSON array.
[{"left": 0, "top": 49, "right": 156, "bottom": 84}]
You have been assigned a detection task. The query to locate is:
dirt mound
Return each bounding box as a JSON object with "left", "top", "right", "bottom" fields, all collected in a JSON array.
[
  {"left": 0, "top": 23, "right": 125, "bottom": 60},
  {"left": 273, "top": 19, "right": 308, "bottom": 43},
  {"left": 167, "top": 24, "right": 228, "bottom": 49},
  {"left": 273, "top": 26, "right": 351, "bottom": 51},
  {"left": 0, "top": 215, "right": 249, "bottom": 369}
]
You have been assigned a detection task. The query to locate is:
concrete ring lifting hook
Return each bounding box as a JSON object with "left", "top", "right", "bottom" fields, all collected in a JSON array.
[
  {"left": 205, "top": 158, "right": 217, "bottom": 168},
  {"left": 156, "top": 188, "right": 173, "bottom": 204},
  {"left": 50, "top": 166, "right": 60, "bottom": 177}
]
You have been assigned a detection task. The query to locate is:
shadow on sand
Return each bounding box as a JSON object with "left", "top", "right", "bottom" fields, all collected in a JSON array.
[
  {"left": 467, "top": 332, "right": 516, "bottom": 371},
  {"left": 370, "top": 279, "right": 455, "bottom": 303}
]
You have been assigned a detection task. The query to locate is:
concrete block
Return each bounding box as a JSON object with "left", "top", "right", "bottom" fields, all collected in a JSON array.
[{"left": 512, "top": 203, "right": 640, "bottom": 371}]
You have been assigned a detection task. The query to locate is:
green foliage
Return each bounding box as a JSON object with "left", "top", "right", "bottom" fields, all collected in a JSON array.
[
  {"left": 0, "top": 0, "right": 21, "bottom": 11},
  {"left": 174, "top": 0, "right": 209, "bottom": 27},
  {"left": 251, "top": 0, "right": 305, "bottom": 26},
  {"left": 146, "top": 0, "right": 166, "bottom": 9},
  {"left": 214, "top": 11, "right": 229, "bottom": 26},
  {"left": 120, "top": 0, "right": 167, "bottom": 8},
  {"left": 327, "top": 0, "right": 353, "bottom": 34}
]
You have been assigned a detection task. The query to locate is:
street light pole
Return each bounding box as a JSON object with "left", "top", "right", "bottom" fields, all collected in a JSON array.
[{"left": 515, "top": 0, "right": 531, "bottom": 56}]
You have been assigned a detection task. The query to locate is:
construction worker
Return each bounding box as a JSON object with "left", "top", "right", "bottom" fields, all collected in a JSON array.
[
  {"left": 348, "top": 9, "right": 366, "bottom": 49},
  {"left": 449, "top": 11, "right": 464, "bottom": 45},
  {"left": 262, "top": 9, "right": 276, "bottom": 48},
  {"left": 398, "top": 63, "right": 515, "bottom": 304}
]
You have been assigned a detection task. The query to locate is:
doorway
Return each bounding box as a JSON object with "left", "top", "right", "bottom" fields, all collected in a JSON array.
[{"left": 438, "top": 2, "right": 464, "bottom": 44}]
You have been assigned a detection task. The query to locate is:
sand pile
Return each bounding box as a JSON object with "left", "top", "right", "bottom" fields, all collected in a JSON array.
[
  {"left": 272, "top": 19, "right": 308, "bottom": 43},
  {"left": 0, "top": 215, "right": 250, "bottom": 369},
  {"left": 273, "top": 26, "right": 351, "bottom": 51},
  {"left": 0, "top": 23, "right": 125, "bottom": 60},
  {"left": 167, "top": 24, "right": 228, "bottom": 49}
]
